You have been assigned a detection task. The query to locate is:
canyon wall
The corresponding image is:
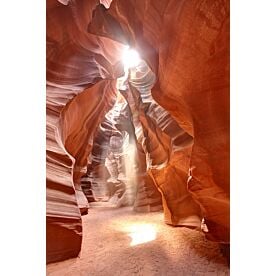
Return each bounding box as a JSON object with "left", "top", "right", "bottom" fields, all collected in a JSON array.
[
  {"left": 108, "top": 0, "right": 230, "bottom": 243},
  {"left": 46, "top": 0, "right": 123, "bottom": 262},
  {"left": 46, "top": 0, "right": 229, "bottom": 263}
]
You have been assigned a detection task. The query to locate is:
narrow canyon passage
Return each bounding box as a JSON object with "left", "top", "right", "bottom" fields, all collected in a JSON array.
[
  {"left": 47, "top": 206, "right": 229, "bottom": 276},
  {"left": 46, "top": 0, "right": 230, "bottom": 272}
]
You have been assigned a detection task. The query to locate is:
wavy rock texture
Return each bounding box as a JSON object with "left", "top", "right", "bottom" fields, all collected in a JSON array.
[
  {"left": 46, "top": 0, "right": 124, "bottom": 263},
  {"left": 119, "top": 61, "right": 201, "bottom": 226},
  {"left": 46, "top": 0, "right": 229, "bottom": 263},
  {"left": 46, "top": 106, "right": 82, "bottom": 264},
  {"left": 108, "top": 0, "right": 230, "bottom": 242},
  {"left": 86, "top": 93, "right": 163, "bottom": 211}
]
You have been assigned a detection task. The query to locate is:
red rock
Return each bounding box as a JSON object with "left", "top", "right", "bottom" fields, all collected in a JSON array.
[
  {"left": 109, "top": 0, "right": 230, "bottom": 242},
  {"left": 46, "top": 0, "right": 230, "bottom": 263}
]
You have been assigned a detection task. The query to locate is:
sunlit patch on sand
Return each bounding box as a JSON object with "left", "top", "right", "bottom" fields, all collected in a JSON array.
[{"left": 126, "top": 223, "right": 157, "bottom": 246}]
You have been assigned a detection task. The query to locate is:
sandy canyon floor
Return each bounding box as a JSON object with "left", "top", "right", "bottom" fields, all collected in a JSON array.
[{"left": 47, "top": 206, "right": 229, "bottom": 275}]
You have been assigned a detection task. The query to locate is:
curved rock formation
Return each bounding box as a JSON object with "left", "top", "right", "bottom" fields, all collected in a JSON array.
[
  {"left": 119, "top": 61, "right": 201, "bottom": 226},
  {"left": 108, "top": 0, "right": 230, "bottom": 242},
  {"left": 46, "top": 0, "right": 230, "bottom": 263},
  {"left": 46, "top": 0, "right": 124, "bottom": 263}
]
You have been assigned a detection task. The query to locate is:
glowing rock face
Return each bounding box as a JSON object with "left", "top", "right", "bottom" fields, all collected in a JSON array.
[
  {"left": 109, "top": 0, "right": 230, "bottom": 243},
  {"left": 46, "top": 0, "right": 229, "bottom": 263}
]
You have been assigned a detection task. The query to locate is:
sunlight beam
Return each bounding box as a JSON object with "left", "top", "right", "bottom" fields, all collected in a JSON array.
[{"left": 122, "top": 46, "right": 141, "bottom": 70}]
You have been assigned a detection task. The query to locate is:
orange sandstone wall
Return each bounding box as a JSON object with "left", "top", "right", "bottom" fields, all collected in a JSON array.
[
  {"left": 46, "top": 0, "right": 230, "bottom": 263},
  {"left": 46, "top": 0, "right": 123, "bottom": 262},
  {"left": 109, "top": 0, "right": 230, "bottom": 242}
]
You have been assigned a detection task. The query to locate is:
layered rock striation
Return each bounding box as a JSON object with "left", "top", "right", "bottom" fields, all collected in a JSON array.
[
  {"left": 46, "top": 0, "right": 124, "bottom": 263},
  {"left": 108, "top": 0, "right": 230, "bottom": 242},
  {"left": 46, "top": 0, "right": 230, "bottom": 263}
]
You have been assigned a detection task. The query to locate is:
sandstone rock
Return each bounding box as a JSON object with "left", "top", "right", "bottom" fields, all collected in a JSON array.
[
  {"left": 109, "top": 0, "right": 230, "bottom": 242},
  {"left": 46, "top": 0, "right": 230, "bottom": 263}
]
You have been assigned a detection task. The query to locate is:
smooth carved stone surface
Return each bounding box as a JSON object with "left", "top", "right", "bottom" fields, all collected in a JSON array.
[
  {"left": 117, "top": 60, "right": 200, "bottom": 226},
  {"left": 47, "top": 78, "right": 118, "bottom": 261},
  {"left": 60, "top": 80, "right": 117, "bottom": 184},
  {"left": 47, "top": 0, "right": 229, "bottom": 263},
  {"left": 122, "top": 75, "right": 201, "bottom": 227},
  {"left": 108, "top": 0, "right": 230, "bottom": 242},
  {"left": 88, "top": 98, "right": 130, "bottom": 202},
  {"left": 86, "top": 93, "right": 162, "bottom": 210},
  {"left": 87, "top": 114, "right": 116, "bottom": 200},
  {"left": 46, "top": 91, "right": 82, "bottom": 263},
  {"left": 46, "top": 0, "right": 125, "bottom": 263},
  {"left": 47, "top": 0, "right": 125, "bottom": 85}
]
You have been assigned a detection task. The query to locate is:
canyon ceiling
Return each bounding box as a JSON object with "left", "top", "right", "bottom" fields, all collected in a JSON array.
[{"left": 46, "top": 0, "right": 229, "bottom": 263}]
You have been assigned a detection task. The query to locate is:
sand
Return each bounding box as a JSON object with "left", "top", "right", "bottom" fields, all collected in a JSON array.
[{"left": 47, "top": 206, "right": 229, "bottom": 275}]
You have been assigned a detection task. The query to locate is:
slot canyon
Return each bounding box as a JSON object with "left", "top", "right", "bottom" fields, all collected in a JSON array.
[{"left": 46, "top": 0, "right": 230, "bottom": 274}]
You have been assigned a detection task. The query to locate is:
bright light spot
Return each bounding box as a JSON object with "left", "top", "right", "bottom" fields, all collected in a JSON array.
[
  {"left": 120, "top": 140, "right": 138, "bottom": 205},
  {"left": 122, "top": 46, "right": 141, "bottom": 69},
  {"left": 127, "top": 223, "right": 156, "bottom": 246},
  {"left": 116, "top": 75, "right": 128, "bottom": 91}
]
